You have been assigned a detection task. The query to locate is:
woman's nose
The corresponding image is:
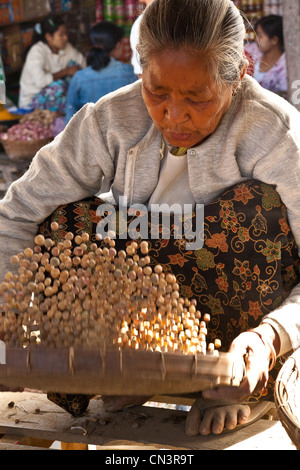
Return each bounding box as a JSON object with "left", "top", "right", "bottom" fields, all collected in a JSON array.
[{"left": 164, "top": 100, "right": 189, "bottom": 124}]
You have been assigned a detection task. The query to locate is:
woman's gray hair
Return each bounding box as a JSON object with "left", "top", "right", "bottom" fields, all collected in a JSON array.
[{"left": 137, "top": 0, "right": 247, "bottom": 88}]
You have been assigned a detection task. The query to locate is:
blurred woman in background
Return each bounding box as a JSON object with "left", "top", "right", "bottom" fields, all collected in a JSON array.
[
  {"left": 247, "top": 15, "right": 287, "bottom": 96},
  {"left": 65, "top": 22, "right": 137, "bottom": 123},
  {"left": 19, "top": 15, "right": 86, "bottom": 113}
]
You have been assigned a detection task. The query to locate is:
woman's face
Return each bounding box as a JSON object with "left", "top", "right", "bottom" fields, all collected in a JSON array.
[
  {"left": 46, "top": 25, "right": 68, "bottom": 52},
  {"left": 256, "top": 24, "right": 277, "bottom": 53},
  {"left": 142, "top": 48, "right": 235, "bottom": 148}
]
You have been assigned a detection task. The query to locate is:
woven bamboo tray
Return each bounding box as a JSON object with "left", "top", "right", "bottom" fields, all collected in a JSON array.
[
  {"left": 0, "top": 347, "right": 245, "bottom": 395},
  {"left": 275, "top": 348, "right": 300, "bottom": 450},
  {"left": 0, "top": 137, "right": 52, "bottom": 160}
]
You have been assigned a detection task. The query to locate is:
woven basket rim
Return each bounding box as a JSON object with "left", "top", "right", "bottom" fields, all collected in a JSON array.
[
  {"left": 0, "top": 137, "right": 52, "bottom": 146},
  {"left": 275, "top": 349, "right": 300, "bottom": 449},
  {"left": 0, "top": 347, "right": 244, "bottom": 396},
  {"left": 0, "top": 137, "right": 53, "bottom": 160}
]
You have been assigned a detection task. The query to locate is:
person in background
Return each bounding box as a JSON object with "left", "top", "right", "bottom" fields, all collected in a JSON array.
[
  {"left": 246, "top": 15, "right": 287, "bottom": 96},
  {"left": 18, "top": 15, "right": 86, "bottom": 114},
  {"left": 130, "top": 0, "right": 153, "bottom": 77},
  {"left": 65, "top": 22, "right": 137, "bottom": 124}
]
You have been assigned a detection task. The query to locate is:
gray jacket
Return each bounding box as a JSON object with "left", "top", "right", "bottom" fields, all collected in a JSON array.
[{"left": 1, "top": 76, "right": 300, "bottom": 352}]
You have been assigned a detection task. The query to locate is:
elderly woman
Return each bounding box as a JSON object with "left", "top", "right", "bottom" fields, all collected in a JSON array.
[{"left": 0, "top": 0, "right": 300, "bottom": 437}]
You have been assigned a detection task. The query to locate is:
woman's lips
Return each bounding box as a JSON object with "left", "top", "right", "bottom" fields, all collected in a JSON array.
[{"left": 165, "top": 131, "right": 193, "bottom": 142}]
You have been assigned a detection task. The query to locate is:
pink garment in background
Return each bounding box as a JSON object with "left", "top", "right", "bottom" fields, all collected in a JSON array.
[{"left": 244, "top": 42, "right": 287, "bottom": 94}]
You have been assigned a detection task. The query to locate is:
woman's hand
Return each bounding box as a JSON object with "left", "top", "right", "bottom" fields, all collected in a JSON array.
[
  {"left": 53, "top": 65, "right": 81, "bottom": 81},
  {"left": 202, "top": 323, "right": 280, "bottom": 402},
  {"left": 64, "top": 64, "right": 81, "bottom": 77},
  {"left": 185, "top": 324, "right": 280, "bottom": 435}
]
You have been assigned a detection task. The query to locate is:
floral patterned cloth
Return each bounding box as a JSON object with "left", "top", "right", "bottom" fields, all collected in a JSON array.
[
  {"left": 40, "top": 180, "right": 300, "bottom": 415},
  {"left": 29, "top": 60, "right": 77, "bottom": 114},
  {"left": 47, "top": 393, "right": 92, "bottom": 418},
  {"left": 30, "top": 79, "right": 69, "bottom": 114}
]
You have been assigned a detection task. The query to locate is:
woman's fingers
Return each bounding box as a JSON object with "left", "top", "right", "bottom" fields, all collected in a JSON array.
[{"left": 203, "top": 331, "right": 270, "bottom": 402}]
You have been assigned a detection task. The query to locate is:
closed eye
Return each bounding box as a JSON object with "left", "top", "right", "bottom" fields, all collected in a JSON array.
[
  {"left": 187, "top": 98, "right": 212, "bottom": 107},
  {"left": 143, "top": 84, "right": 169, "bottom": 100}
]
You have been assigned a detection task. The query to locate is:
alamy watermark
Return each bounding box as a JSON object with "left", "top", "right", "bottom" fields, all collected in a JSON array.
[
  {"left": 291, "top": 80, "right": 300, "bottom": 106},
  {"left": 96, "top": 197, "right": 204, "bottom": 250}
]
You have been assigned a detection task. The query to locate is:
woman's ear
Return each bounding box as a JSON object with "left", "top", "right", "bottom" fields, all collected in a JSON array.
[
  {"left": 232, "top": 62, "right": 247, "bottom": 96},
  {"left": 271, "top": 35, "right": 280, "bottom": 47},
  {"left": 240, "top": 62, "right": 247, "bottom": 81}
]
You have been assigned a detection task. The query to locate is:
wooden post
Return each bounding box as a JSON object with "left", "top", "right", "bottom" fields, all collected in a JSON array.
[{"left": 282, "top": 0, "right": 300, "bottom": 110}]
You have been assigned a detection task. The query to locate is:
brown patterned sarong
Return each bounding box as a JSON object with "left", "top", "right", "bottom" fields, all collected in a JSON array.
[{"left": 40, "top": 180, "right": 300, "bottom": 415}]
